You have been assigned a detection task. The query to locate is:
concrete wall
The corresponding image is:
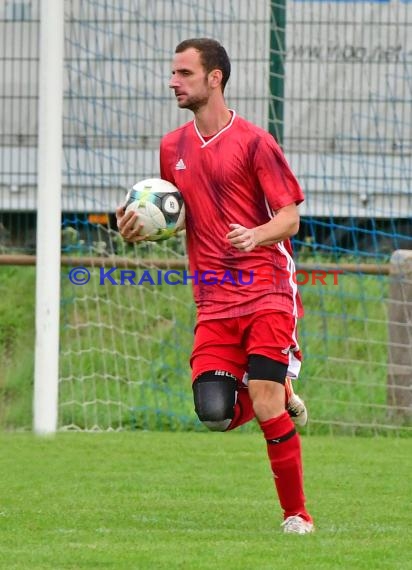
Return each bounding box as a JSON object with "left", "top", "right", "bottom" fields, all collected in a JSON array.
[{"left": 0, "top": 0, "right": 411, "bottom": 217}]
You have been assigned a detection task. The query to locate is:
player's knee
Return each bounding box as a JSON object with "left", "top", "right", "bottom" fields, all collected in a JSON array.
[
  {"left": 202, "top": 419, "right": 231, "bottom": 431},
  {"left": 192, "top": 371, "right": 238, "bottom": 432},
  {"left": 248, "top": 355, "right": 288, "bottom": 418}
]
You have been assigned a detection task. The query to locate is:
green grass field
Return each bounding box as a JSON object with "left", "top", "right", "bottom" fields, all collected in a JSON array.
[{"left": 0, "top": 432, "right": 411, "bottom": 570}]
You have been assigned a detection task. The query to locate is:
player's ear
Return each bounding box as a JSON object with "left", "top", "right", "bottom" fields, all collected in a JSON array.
[{"left": 209, "top": 69, "right": 223, "bottom": 89}]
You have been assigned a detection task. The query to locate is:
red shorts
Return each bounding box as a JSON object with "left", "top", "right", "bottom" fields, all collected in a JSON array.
[{"left": 190, "top": 310, "right": 302, "bottom": 382}]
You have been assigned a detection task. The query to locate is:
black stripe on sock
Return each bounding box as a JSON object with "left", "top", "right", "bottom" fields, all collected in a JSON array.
[{"left": 266, "top": 427, "right": 296, "bottom": 445}]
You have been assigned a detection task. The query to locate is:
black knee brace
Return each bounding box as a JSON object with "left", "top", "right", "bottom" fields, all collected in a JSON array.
[
  {"left": 193, "top": 371, "right": 238, "bottom": 431},
  {"left": 248, "top": 354, "right": 288, "bottom": 385}
]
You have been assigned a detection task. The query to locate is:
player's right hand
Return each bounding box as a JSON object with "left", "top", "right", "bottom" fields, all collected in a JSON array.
[{"left": 115, "top": 205, "right": 149, "bottom": 243}]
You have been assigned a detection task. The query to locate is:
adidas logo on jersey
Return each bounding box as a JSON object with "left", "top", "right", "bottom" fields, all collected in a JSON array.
[{"left": 175, "top": 158, "right": 186, "bottom": 170}]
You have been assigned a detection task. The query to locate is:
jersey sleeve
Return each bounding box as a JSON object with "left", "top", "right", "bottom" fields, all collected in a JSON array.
[
  {"left": 159, "top": 137, "right": 177, "bottom": 185},
  {"left": 254, "top": 135, "right": 304, "bottom": 212}
]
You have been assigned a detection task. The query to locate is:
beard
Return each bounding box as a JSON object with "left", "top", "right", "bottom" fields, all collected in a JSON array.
[
  {"left": 177, "top": 84, "right": 209, "bottom": 113},
  {"left": 175, "top": 91, "right": 209, "bottom": 113}
]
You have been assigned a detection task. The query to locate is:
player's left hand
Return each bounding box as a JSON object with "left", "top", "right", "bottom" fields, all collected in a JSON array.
[{"left": 227, "top": 223, "right": 257, "bottom": 252}]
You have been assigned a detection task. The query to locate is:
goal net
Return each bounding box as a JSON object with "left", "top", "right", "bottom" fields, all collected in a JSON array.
[
  {"left": 57, "top": 0, "right": 411, "bottom": 433},
  {"left": 1, "top": 0, "right": 411, "bottom": 433}
]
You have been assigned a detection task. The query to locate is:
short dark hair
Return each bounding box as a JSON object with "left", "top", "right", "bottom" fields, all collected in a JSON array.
[{"left": 175, "top": 38, "right": 231, "bottom": 92}]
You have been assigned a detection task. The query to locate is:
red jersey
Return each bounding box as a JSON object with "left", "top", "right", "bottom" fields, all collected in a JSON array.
[{"left": 160, "top": 111, "right": 304, "bottom": 321}]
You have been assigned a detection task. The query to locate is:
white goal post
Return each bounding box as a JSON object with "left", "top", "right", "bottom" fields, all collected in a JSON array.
[{"left": 33, "top": 0, "right": 65, "bottom": 435}]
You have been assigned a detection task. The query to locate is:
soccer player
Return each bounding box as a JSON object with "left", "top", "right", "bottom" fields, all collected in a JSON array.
[{"left": 116, "top": 38, "right": 314, "bottom": 534}]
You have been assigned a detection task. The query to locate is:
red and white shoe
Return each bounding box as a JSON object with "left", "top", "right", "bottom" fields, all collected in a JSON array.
[
  {"left": 281, "top": 515, "right": 314, "bottom": 534},
  {"left": 285, "top": 377, "right": 308, "bottom": 427}
]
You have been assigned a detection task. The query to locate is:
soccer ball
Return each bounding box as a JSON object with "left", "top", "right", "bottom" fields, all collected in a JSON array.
[{"left": 124, "top": 178, "right": 185, "bottom": 241}]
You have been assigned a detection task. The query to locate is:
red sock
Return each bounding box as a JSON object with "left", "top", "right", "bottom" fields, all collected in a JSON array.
[
  {"left": 226, "top": 386, "right": 255, "bottom": 431},
  {"left": 260, "top": 411, "right": 312, "bottom": 522}
]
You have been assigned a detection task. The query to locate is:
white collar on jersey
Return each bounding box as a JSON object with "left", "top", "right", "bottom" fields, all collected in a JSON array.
[{"left": 193, "top": 109, "right": 236, "bottom": 148}]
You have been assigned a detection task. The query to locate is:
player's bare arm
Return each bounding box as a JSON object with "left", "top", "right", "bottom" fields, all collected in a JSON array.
[
  {"left": 115, "top": 205, "right": 149, "bottom": 243},
  {"left": 227, "top": 202, "right": 300, "bottom": 252}
]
